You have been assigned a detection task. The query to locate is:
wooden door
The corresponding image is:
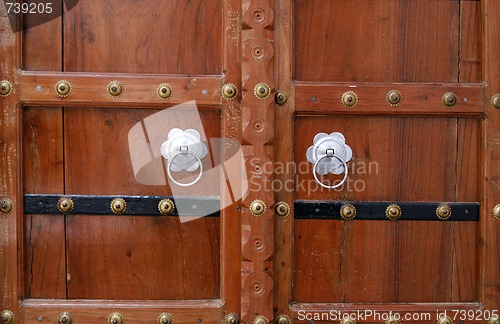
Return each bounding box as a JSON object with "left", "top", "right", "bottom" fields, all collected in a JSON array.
[
  {"left": 1, "top": 1, "right": 500, "bottom": 324},
  {"left": 1, "top": 0, "right": 242, "bottom": 323},
  {"left": 274, "top": 1, "right": 500, "bottom": 324}
]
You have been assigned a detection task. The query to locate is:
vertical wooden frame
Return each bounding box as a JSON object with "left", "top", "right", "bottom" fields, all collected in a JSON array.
[
  {"left": 221, "top": 0, "right": 243, "bottom": 318},
  {"left": 0, "top": 3, "right": 22, "bottom": 320},
  {"left": 241, "top": 0, "right": 275, "bottom": 322},
  {"left": 482, "top": 0, "right": 500, "bottom": 314},
  {"left": 274, "top": 0, "right": 294, "bottom": 320}
]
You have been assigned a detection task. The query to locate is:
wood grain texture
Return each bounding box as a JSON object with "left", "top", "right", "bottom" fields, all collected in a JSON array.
[
  {"left": 294, "top": 83, "right": 485, "bottom": 114},
  {"left": 63, "top": 107, "right": 221, "bottom": 300},
  {"left": 459, "top": 0, "right": 482, "bottom": 83},
  {"left": 482, "top": 0, "right": 500, "bottom": 312},
  {"left": 293, "top": 116, "right": 479, "bottom": 303},
  {"left": 63, "top": 0, "right": 222, "bottom": 74},
  {"left": 274, "top": 0, "right": 294, "bottom": 319},
  {"left": 23, "top": 107, "right": 66, "bottom": 298},
  {"left": 20, "top": 72, "right": 222, "bottom": 107},
  {"left": 220, "top": 0, "right": 242, "bottom": 316},
  {"left": 295, "top": 0, "right": 460, "bottom": 83},
  {"left": 22, "top": 1, "right": 62, "bottom": 70},
  {"left": 0, "top": 1, "right": 21, "bottom": 316},
  {"left": 240, "top": 0, "right": 275, "bottom": 321},
  {"left": 23, "top": 299, "right": 223, "bottom": 324},
  {"left": 66, "top": 215, "right": 220, "bottom": 300}
]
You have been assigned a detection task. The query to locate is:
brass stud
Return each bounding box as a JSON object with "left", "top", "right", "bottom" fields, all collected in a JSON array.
[
  {"left": 55, "top": 80, "right": 71, "bottom": 97},
  {"left": 275, "top": 201, "right": 290, "bottom": 218},
  {"left": 340, "top": 317, "right": 356, "bottom": 324},
  {"left": 108, "top": 312, "right": 124, "bottom": 324},
  {"left": 221, "top": 83, "right": 238, "bottom": 100},
  {"left": 157, "top": 83, "right": 173, "bottom": 100},
  {"left": 437, "top": 315, "right": 453, "bottom": 324},
  {"left": 0, "top": 310, "right": 15, "bottom": 324},
  {"left": 386, "top": 90, "right": 402, "bottom": 106},
  {"left": 254, "top": 83, "right": 271, "bottom": 100},
  {"left": 158, "top": 198, "right": 175, "bottom": 216},
  {"left": 0, "top": 198, "right": 14, "bottom": 214},
  {"left": 436, "top": 204, "right": 452, "bottom": 220},
  {"left": 385, "top": 316, "right": 401, "bottom": 324},
  {"left": 275, "top": 315, "right": 291, "bottom": 324},
  {"left": 340, "top": 204, "right": 356, "bottom": 221},
  {"left": 0, "top": 80, "right": 13, "bottom": 97},
  {"left": 275, "top": 91, "right": 288, "bottom": 106},
  {"left": 489, "top": 314, "right": 500, "bottom": 324},
  {"left": 491, "top": 94, "right": 500, "bottom": 109},
  {"left": 110, "top": 198, "right": 127, "bottom": 215},
  {"left": 386, "top": 204, "right": 402, "bottom": 220},
  {"left": 57, "top": 197, "right": 74, "bottom": 214},
  {"left": 108, "top": 81, "right": 123, "bottom": 97},
  {"left": 442, "top": 92, "right": 457, "bottom": 108},
  {"left": 493, "top": 204, "right": 500, "bottom": 220},
  {"left": 249, "top": 199, "right": 266, "bottom": 217},
  {"left": 224, "top": 313, "right": 240, "bottom": 324},
  {"left": 253, "top": 316, "right": 269, "bottom": 324},
  {"left": 58, "top": 312, "right": 72, "bottom": 324},
  {"left": 341, "top": 91, "right": 358, "bottom": 107},
  {"left": 157, "top": 312, "right": 173, "bottom": 324}
]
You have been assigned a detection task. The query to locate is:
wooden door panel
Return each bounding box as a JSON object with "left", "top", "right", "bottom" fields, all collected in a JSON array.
[
  {"left": 293, "top": 116, "right": 479, "bottom": 303},
  {"left": 23, "top": 107, "right": 66, "bottom": 299},
  {"left": 63, "top": 0, "right": 222, "bottom": 74},
  {"left": 294, "top": 0, "right": 473, "bottom": 83},
  {"left": 66, "top": 215, "right": 220, "bottom": 300}
]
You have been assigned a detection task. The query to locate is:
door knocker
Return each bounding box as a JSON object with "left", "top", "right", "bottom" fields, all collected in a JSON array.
[
  {"left": 306, "top": 132, "right": 352, "bottom": 189},
  {"left": 161, "top": 128, "right": 208, "bottom": 187}
]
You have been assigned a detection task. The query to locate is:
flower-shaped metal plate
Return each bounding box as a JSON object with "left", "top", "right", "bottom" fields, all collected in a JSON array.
[
  {"left": 306, "top": 132, "right": 352, "bottom": 175},
  {"left": 160, "top": 128, "right": 208, "bottom": 172}
]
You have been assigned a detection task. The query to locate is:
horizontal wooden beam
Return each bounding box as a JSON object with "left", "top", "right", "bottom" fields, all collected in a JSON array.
[
  {"left": 19, "top": 71, "right": 223, "bottom": 107},
  {"left": 295, "top": 82, "right": 486, "bottom": 115}
]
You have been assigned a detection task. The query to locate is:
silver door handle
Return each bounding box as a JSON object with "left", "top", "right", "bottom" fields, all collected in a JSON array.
[
  {"left": 306, "top": 132, "right": 352, "bottom": 189},
  {"left": 160, "top": 128, "right": 207, "bottom": 187}
]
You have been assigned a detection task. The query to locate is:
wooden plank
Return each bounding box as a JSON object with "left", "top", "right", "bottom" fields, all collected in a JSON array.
[
  {"left": 294, "top": 0, "right": 460, "bottom": 83},
  {"left": 20, "top": 72, "right": 222, "bottom": 107},
  {"left": 240, "top": 0, "right": 275, "bottom": 321},
  {"left": 23, "top": 107, "right": 66, "bottom": 298},
  {"left": 220, "top": 0, "right": 242, "bottom": 317},
  {"left": 481, "top": 0, "right": 500, "bottom": 313},
  {"left": 294, "top": 83, "right": 485, "bottom": 114},
  {"left": 396, "top": 118, "right": 457, "bottom": 303},
  {"left": 453, "top": 118, "right": 480, "bottom": 302},
  {"left": 0, "top": 1, "right": 21, "bottom": 317},
  {"left": 23, "top": 299, "right": 223, "bottom": 324},
  {"left": 459, "top": 0, "right": 482, "bottom": 83},
  {"left": 293, "top": 220, "right": 343, "bottom": 302},
  {"left": 63, "top": 0, "right": 222, "bottom": 75},
  {"left": 274, "top": 0, "right": 294, "bottom": 319},
  {"left": 22, "top": 1, "right": 62, "bottom": 70}
]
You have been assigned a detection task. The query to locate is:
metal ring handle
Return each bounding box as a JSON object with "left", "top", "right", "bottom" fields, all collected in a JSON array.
[
  {"left": 167, "top": 151, "right": 204, "bottom": 187},
  {"left": 313, "top": 153, "right": 349, "bottom": 189}
]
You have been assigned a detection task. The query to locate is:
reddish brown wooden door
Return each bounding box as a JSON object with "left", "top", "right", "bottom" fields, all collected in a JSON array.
[
  {"left": 274, "top": 1, "right": 500, "bottom": 324},
  {"left": 1, "top": 1, "right": 500, "bottom": 324}
]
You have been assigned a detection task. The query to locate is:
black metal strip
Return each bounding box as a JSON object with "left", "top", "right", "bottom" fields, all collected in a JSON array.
[
  {"left": 24, "top": 194, "right": 220, "bottom": 217},
  {"left": 294, "top": 200, "right": 479, "bottom": 221}
]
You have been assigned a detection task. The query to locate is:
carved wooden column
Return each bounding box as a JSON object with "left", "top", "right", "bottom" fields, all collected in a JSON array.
[{"left": 241, "top": 0, "right": 275, "bottom": 323}]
